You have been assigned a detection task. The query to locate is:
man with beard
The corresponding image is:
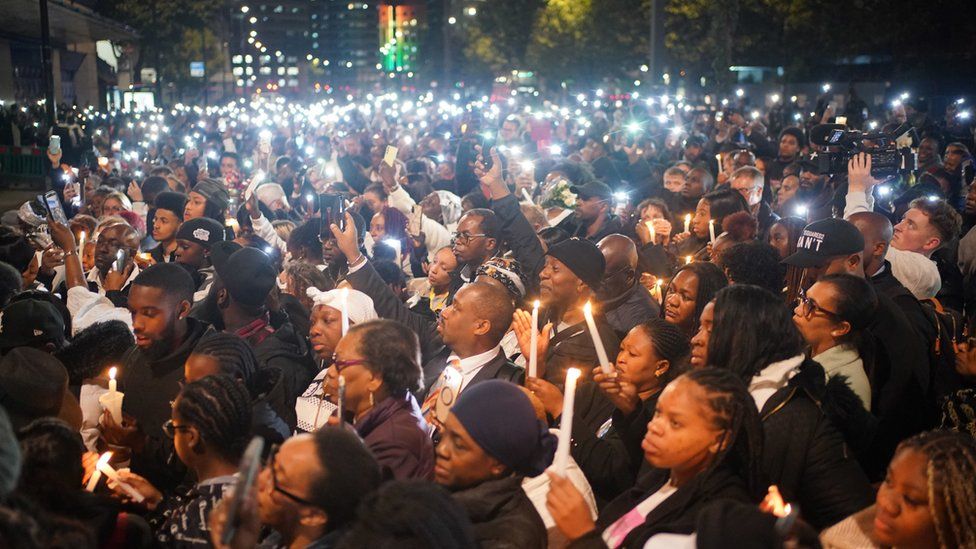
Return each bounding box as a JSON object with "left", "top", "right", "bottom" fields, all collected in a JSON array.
[
  {"left": 596, "top": 234, "right": 659, "bottom": 336},
  {"left": 795, "top": 158, "right": 839, "bottom": 221},
  {"left": 561, "top": 180, "right": 624, "bottom": 242},
  {"left": 83, "top": 220, "right": 141, "bottom": 306}
]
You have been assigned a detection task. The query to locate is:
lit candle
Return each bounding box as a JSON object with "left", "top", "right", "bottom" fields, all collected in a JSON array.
[
  {"left": 709, "top": 219, "right": 716, "bottom": 243},
  {"left": 715, "top": 153, "right": 722, "bottom": 173},
  {"left": 529, "top": 300, "right": 540, "bottom": 378},
  {"left": 99, "top": 367, "right": 124, "bottom": 425},
  {"left": 683, "top": 214, "right": 691, "bottom": 234},
  {"left": 96, "top": 454, "right": 145, "bottom": 502},
  {"left": 86, "top": 452, "right": 111, "bottom": 491},
  {"left": 77, "top": 231, "right": 86, "bottom": 257},
  {"left": 339, "top": 287, "right": 349, "bottom": 336},
  {"left": 655, "top": 279, "right": 664, "bottom": 306},
  {"left": 554, "top": 367, "right": 581, "bottom": 476},
  {"left": 582, "top": 301, "right": 613, "bottom": 375},
  {"left": 685, "top": 255, "right": 693, "bottom": 265},
  {"left": 644, "top": 221, "right": 656, "bottom": 245}
]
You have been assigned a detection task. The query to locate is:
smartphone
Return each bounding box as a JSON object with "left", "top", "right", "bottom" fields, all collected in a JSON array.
[
  {"left": 48, "top": 135, "right": 61, "bottom": 156},
  {"left": 383, "top": 145, "right": 398, "bottom": 167},
  {"left": 243, "top": 170, "right": 265, "bottom": 201},
  {"left": 114, "top": 249, "right": 128, "bottom": 273},
  {"left": 221, "top": 437, "right": 265, "bottom": 545},
  {"left": 408, "top": 204, "right": 423, "bottom": 237},
  {"left": 318, "top": 194, "right": 345, "bottom": 239},
  {"left": 42, "top": 191, "right": 68, "bottom": 225}
]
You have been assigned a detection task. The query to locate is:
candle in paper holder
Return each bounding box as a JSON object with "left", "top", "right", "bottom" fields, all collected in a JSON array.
[{"left": 99, "top": 367, "right": 124, "bottom": 425}]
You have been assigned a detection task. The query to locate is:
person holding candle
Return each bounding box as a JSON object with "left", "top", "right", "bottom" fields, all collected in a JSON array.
[
  {"left": 515, "top": 237, "right": 619, "bottom": 386},
  {"left": 546, "top": 367, "right": 764, "bottom": 547},
  {"left": 435, "top": 379, "right": 556, "bottom": 548},
  {"left": 683, "top": 189, "right": 749, "bottom": 261},
  {"left": 109, "top": 375, "right": 253, "bottom": 546},
  {"left": 210, "top": 247, "right": 316, "bottom": 402},
  {"left": 662, "top": 262, "right": 728, "bottom": 338},
  {"left": 319, "top": 319, "right": 435, "bottom": 480}
]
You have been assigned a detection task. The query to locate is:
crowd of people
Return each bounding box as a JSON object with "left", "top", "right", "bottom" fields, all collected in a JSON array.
[{"left": 0, "top": 82, "right": 975, "bottom": 548}]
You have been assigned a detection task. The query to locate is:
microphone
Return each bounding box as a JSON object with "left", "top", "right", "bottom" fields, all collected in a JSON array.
[{"left": 809, "top": 124, "right": 848, "bottom": 147}]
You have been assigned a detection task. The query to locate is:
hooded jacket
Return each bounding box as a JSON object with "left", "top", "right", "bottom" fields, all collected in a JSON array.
[
  {"left": 249, "top": 309, "right": 317, "bottom": 402},
  {"left": 451, "top": 475, "right": 548, "bottom": 549}
]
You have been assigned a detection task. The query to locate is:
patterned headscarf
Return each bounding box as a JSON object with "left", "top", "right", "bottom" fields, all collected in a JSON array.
[
  {"left": 434, "top": 190, "right": 463, "bottom": 227},
  {"left": 475, "top": 257, "right": 526, "bottom": 300}
]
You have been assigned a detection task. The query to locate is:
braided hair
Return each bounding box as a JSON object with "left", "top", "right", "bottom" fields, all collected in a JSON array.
[
  {"left": 190, "top": 332, "right": 259, "bottom": 396},
  {"left": 682, "top": 368, "right": 765, "bottom": 499},
  {"left": 175, "top": 375, "right": 253, "bottom": 463},
  {"left": 894, "top": 430, "right": 976, "bottom": 548},
  {"left": 636, "top": 317, "right": 691, "bottom": 386}
]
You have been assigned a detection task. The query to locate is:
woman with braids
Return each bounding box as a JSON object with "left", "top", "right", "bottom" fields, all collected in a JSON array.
[
  {"left": 821, "top": 430, "right": 976, "bottom": 549},
  {"left": 691, "top": 284, "right": 875, "bottom": 530},
  {"left": 573, "top": 318, "right": 692, "bottom": 504},
  {"left": 184, "top": 332, "right": 292, "bottom": 444},
  {"left": 662, "top": 261, "right": 728, "bottom": 339},
  {"left": 109, "top": 375, "right": 252, "bottom": 546},
  {"left": 545, "top": 368, "right": 764, "bottom": 547}
]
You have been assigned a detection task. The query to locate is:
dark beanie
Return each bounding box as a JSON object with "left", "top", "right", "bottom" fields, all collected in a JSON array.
[
  {"left": 216, "top": 247, "right": 276, "bottom": 308},
  {"left": 209, "top": 240, "right": 243, "bottom": 273},
  {"left": 192, "top": 178, "right": 230, "bottom": 212},
  {"left": 153, "top": 191, "right": 188, "bottom": 219},
  {"left": 451, "top": 380, "right": 556, "bottom": 477},
  {"left": 778, "top": 126, "right": 806, "bottom": 149},
  {"left": 175, "top": 217, "right": 225, "bottom": 249},
  {"left": 545, "top": 237, "right": 606, "bottom": 291},
  {"left": 0, "top": 347, "right": 70, "bottom": 430}
]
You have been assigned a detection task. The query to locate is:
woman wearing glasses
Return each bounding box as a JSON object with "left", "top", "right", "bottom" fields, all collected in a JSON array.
[
  {"left": 793, "top": 274, "right": 877, "bottom": 410},
  {"left": 108, "top": 375, "right": 253, "bottom": 546},
  {"left": 324, "top": 319, "right": 435, "bottom": 481},
  {"left": 691, "top": 285, "right": 875, "bottom": 530}
]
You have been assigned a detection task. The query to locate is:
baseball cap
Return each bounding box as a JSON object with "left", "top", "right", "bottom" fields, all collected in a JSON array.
[
  {"left": 0, "top": 299, "right": 66, "bottom": 351},
  {"left": 215, "top": 247, "right": 277, "bottom": 308},
  {"left": 782, "top": 218, "right": 864, "bottom": 268},
  {"left": 569, "top": 180, "right": 613, "bottom": 202},
  {"left": 546, "top": 237, "right": 606, "bottom": 290},
  {"left": 0, "top": 347, "right": 72, "bottom": 430},
  {"left": 175, "top": 217, "right": 225, "bottom": 249}
]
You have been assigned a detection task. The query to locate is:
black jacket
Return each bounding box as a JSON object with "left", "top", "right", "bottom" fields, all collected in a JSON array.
[
  {"left": 603, "top": 283, "right": 661, "bottom": 338},
  {"left": 250, "top": 310, "right": 317, "bottom": 402},
  {"left": 491, "top": 193, "right": 547, "bottom": 287},
  {"left": 568, "top": 466, "right": 753, "bottom": 548},
  {"left": 451, "top": 476, "right": 547, "bottom": 549},
  {"left": 420, "top": 348, "right": 524, "bottom": 401},
  {"left": 758, "top": 358, "right": 874, "bottom": 530},
  {"left": 544, "top": 315, "right": 621, "bottom": 388},
  {"left": 250, "top": 366, "right": 292, "bottom": 445},
  {"left": 122, "top": 317, "right": 208, "bottom": 488}
]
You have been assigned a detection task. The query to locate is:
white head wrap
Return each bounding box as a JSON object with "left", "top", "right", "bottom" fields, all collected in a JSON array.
[{"left": 306, "top": 287, "right": 378, "bottom": 326}]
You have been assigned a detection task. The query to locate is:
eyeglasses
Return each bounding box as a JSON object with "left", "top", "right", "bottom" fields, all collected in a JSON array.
[
  {"left": 331, "top": 355, "right": 369, "bottom": 374},
  {"left": 267, "top": 445, "right": 316, "bottom": 506},
  {"left": 452, "top": 232, "right": 488, "bottom": 245},
  {"left": 162, "top": 419, "right": 193, "bottom": 438},
  {"left": 798, "top": 295, "right": 840, "bottom": 320}
]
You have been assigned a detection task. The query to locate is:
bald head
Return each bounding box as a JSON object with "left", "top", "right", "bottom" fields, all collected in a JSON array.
[
  {"left": 598, "top": 234, "right": 638, "bottom": 273},
  {"left": 848, "top": 211, "right": 893, "bottom": 275},
  {"left": 464, "top": 282, "right": 516, "bottom": 345}
]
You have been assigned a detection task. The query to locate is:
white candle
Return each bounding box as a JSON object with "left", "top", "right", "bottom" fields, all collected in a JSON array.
[
  {"left": 582, "top": 301, "right": 613, "bottom": 375},
  {"left": 683, "top": 214, "right": 691, "bottom": 234},
  {"left": 99, "top": 366, "right": 124, "bottom": 425},
  {"left": 554, "top": 367, "right": 581, "bottom": 476},
  {"left": 715, "top": 153, "right": 722, "bottom": 173},
  {"left": 709, "top": 219, "right": 716, "bottom": 243},
  {"left": 96, "top": 456, "right": 145, "bottom": 502},
  {"left": 655, "top": 279, "right": 664, "bottom": 306},
  {"left": 339, "top": 288, "right": 349, "bottom": 336},
  {"left": 645, "top": 221, "right": 656, "bottom": 244},
  {"left": 77, "top": 231, "right": 86, "bottom": 257},
  {"left": 86, "top": 452, "right": 111, "bottom": 491},
  {"left": 529, "top": 300, "right": 540, "bottom": 378}
]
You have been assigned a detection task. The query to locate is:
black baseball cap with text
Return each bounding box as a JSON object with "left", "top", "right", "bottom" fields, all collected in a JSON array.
[{"left": 782, "top": 218, "right": 864, "bottom": 268}]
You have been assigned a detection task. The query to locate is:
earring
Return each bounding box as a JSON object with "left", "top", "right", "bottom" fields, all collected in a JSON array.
[{"left": 368, "top": 391, "right": 375, "bottom": 407}]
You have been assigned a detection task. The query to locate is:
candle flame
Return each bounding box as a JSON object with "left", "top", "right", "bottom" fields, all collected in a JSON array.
[
  {"left": 685, "top": 256, "right": 692, "bottom": 264},
  {"left": 566, "top": 367, "right": 581, "bottom": 383},
  {"left": 79, "top": 231, "right": 85, "bottom": 240},
  {"left": 582, "top": 300, "right": 592, "bottom": 315},
  {"left": 684, "top": 214, "right": 691, "bottom": 222},
  {"left": 532, "top": 299, "right": 540, "bottom": 310},
  {"left": 97, "top": 452, "right": 113, "bottom": 467},
  {"left": 655, "top": 279, "right": 663, "bottom": 287},
  {"left": 108, "top": 366, "right": 117, "bottom": 381}
]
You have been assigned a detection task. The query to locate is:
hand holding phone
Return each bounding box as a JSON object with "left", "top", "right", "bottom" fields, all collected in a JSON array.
[
  {"left": 383, "top": 145, "right": 398, "bottom": 167},
  {"left": 408, "top": 205, "right": 423, "bottom": 238},
  {"left": 42, "top": 191, "right": 69, "bottom": 225},
  {"left": 221, "top": 437, "right": 265, "bottom": 545},
  {"left": 48, "top": 135, "right": 61, "bottom": 156}
]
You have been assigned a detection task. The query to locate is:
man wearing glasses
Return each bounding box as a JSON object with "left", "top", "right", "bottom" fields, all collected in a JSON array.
[{"left": 451, "top": 208, "right": 500, "bottom": 285}]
